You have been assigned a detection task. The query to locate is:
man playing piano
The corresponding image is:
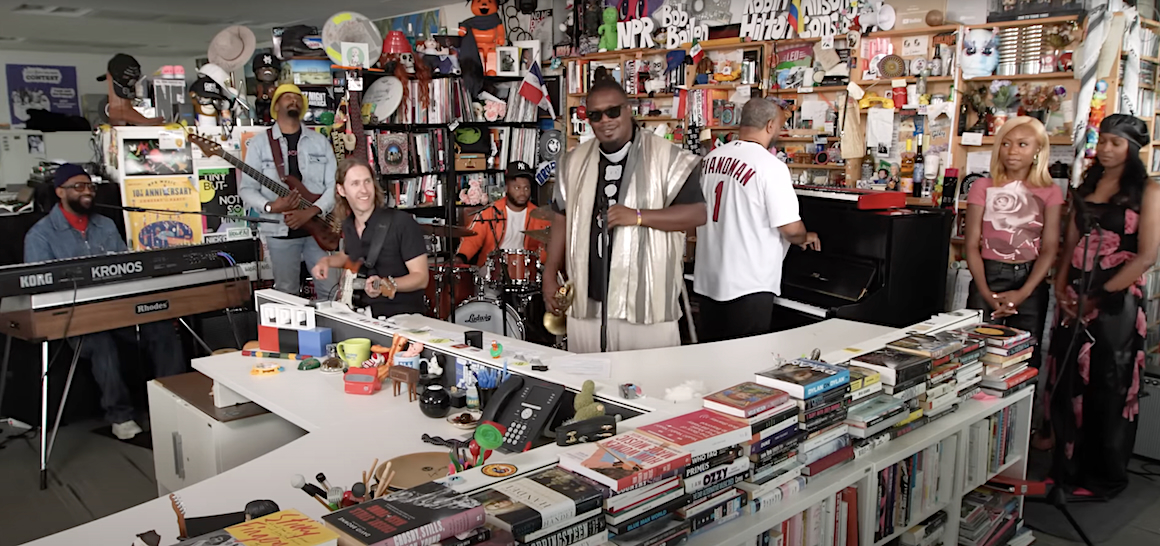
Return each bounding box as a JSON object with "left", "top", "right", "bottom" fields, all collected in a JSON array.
[
  {"left": 454, "top": 163, "right": 551, "bottom": 266},
  {"left": 23, "top": 164, "right": 185, "bottom": 440},
  {"left": 240, "top": 84, "right": 338, "bottom": 300},
  {"left": 543, "top": 79, "right": 707, "bottom": 352},
  {"left": 693, "top": 99, "right": 820, "bottom": 342}
]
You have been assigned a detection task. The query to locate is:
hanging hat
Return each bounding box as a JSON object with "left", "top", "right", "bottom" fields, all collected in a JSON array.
[
  {"left": 96, "top": 53, "right": 142, "bottom": 98},
  {"left": 252, "top": 52, "right": 281, "bottom": 82},
  {"left": 208, "top": 26, "right": 257, "bottom": 72},
  {"left": 270, "top": 83, "right": 306, "bottom": 120}
]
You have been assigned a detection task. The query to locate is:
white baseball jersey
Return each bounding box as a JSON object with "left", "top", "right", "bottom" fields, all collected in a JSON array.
[{"left": 694, "top": 140, "right": 801, "bottom": 301}]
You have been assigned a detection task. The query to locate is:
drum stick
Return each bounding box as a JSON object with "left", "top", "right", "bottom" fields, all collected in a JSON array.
[
  {"left": 314, "top": 494, "right": 333, "bottom": 511},
  {"left": 376, "top": 462, "right": 394, "bottom": 498},
  {"left": 365, "top": 458, "right": 378, "bottom": 494},
  {"left": 383, "top": 470, "right": 396, "bottom": 494}
]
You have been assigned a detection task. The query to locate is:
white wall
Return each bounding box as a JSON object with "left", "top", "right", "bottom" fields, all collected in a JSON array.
[{"left": 0, "top": 50, "right": 198, "bottom": 127}]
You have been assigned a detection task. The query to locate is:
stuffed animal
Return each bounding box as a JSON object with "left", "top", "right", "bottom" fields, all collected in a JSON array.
[
  {"left": 573, "top": 380, "right": 606, "bottom": 422},
  {"left": 483, "top": 100, "right": 506, "bottom": 121},
  {"left": 598, "top": 8, "right": 618, "bottom": 52},
  {"left": 459, "top": 178, "right": 488, "bottom": 205},
  {"left": 459, "top": 0, "right": 506, "bottom": 76}
]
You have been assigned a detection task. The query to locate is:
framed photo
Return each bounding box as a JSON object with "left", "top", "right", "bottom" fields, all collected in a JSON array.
[
  {"left": 513, "top": 40, "right": 542, "bottom": 70},
  {"left": 496, "top": 46, "right": 520, "bottom": 77}
]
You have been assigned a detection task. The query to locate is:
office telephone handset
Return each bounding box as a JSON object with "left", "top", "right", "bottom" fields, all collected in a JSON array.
[{"left": 479, "top": 374, "right": 566, "bottom": 453}]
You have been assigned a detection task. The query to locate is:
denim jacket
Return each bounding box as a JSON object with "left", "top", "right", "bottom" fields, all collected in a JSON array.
[
  {"left": 238, "top": 124, "right": 337, "bottom": 237},
  {"left": 24, "top": 205, "right": 127, "bottom": 262}
]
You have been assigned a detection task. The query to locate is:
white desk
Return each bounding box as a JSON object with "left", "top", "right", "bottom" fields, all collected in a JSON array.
[{"left": 23, "top": 295, "right": 980, "bottom": 546}]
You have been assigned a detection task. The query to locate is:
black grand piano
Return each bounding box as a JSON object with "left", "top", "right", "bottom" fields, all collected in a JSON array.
[{"left": 772, "top": 186, "right": 952, "bottom": 329}]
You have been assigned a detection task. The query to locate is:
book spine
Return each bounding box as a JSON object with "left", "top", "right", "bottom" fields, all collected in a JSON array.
[
  {"left": 690, "top": 472, "right": 749, "bottom": 503},
  {"left": 690, "top": 445, "right": 745, "bottom": 466},
  {"left": 798, "top": 388, "right": 849, "bottom": 411},
  {"left": 437, "top": 527, "right": 491, "bottom": 546},
  {"left": 752, "top": 407, "right": 800, "bottom": 435},
  {"left": 688, "top": 496, "right": 747, "bottom": 532},
  {"left": 523, "top": 516, "right": 606, "bottom": 546},
  {"left": 685, "top": 447, "right": 744, "bottom": 477},
  {"left": 752, "top": 434, "right": 803, "bottom": 464},
  {"left": 609, "top": 497, "right": 687, "bottom": 535},
  {"left": 616, "top": 458, "right": 688, "bottom": 491},
  {"left": 385, "top": 505, "right": 486, "bottom": 546},
  {"left": 685, "top": 456, "right": 750, "bottom": 493},
  {"left": 802, "top": 446, "right": 854, "bottom": 477},
  {"left": 750, "top": 426, "right": 801, "bottom": 454}
]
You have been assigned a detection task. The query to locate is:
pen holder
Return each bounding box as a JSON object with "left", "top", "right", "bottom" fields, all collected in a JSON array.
[{"left": 478, "top": 387, "right": 496, "bottom": 409}]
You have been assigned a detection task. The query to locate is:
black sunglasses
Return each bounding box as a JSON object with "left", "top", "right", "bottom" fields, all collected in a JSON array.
[
  {"left": 61, "top": 182, "right": 96, "bottom": 192},
  {"left": 587, "top": 103, "right": 626, "bottom": 123}
]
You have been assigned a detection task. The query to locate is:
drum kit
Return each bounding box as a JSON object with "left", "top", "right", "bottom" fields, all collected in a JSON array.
[{"left": 423, "top": 208, "right": 558, "bottom": 346}]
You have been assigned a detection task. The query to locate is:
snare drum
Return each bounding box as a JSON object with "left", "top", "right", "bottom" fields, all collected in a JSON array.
[
  {"left": 425, "top": 264, "right": 475, "bottom": 319},
  {"left": 452, "top": 298, "right": 525, "bottom": 340},
  {"left": 485, "top": 249, "right": 541, "bottom": 288}
]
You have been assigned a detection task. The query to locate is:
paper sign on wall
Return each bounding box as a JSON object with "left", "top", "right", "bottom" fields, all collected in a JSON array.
[{"left": 901, "top": 36, "right": 929, "bottom": 57}]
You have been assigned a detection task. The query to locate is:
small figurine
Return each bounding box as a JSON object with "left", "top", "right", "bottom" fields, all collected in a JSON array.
[
  {"left": 489, "top": 340, "right": 503, "bottom": 358},
  {"left": 298, "top": 357, "right": 321, "bottom": 371},
  {"left": 888, "top": 164, "right": 902, "bottom": 191},
  {"left": 598, "top": 7, "right": 618, "bottom": 52},
  {"left": 875, "top": 168, "right": 890, "bottom": 186}
]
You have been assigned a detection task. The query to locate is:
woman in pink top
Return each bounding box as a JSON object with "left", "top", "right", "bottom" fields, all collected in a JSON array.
[{"left": 964, "top": 117, "right": 1064, "bottom": 371}]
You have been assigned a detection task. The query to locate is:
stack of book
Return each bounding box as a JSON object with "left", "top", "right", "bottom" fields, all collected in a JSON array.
[
  {"left": 755, "top": 359, "right": 853, "bottom": 480},
  {"left": 470, "top": 466, "right": 608, "bottom": 546},
  {"left": 323, "top": 481, "right": 487, "bottom": 546},
  {"left": 635, "top": 408, "right": 757, "bottom": 538},
  {"left": 921, "top": 341, "right": 963, "bottom": 424},
  {"left": 873, "top": 436, "right": 956, "bottom": 543},
  {"left": 958, "top": 488, "right": 1022, "bottom": 546},
  {"left": 954, "top": 339, "right": 986, "bottom": 402},
  {"left": 556, "top": 430, "right": 695, "bottom": 545},
  {"left": 898, "top": 510, "right": 947, "bottom": 546},
  {"left": 845, "top": 394, "right": 908, "bottom": 441},
  {"left": 955, "top": 324, "right": 1040, "bottom": 397},
  {"left": 847, "top": 367, "right": 883, "bottom": 405},
  {"left": 700, "top": 382, "right": 803, "bottom": 511},
  {"left": 848, "top": 348, "right": 933, "bottom": 441},
  {"left": 751, "top": 485, "right": 860, "bottom": 546}
]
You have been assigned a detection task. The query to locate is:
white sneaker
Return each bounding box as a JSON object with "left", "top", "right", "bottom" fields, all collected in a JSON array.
[{"left": 112, "top": 420, "right": 143, "bottom": 440}]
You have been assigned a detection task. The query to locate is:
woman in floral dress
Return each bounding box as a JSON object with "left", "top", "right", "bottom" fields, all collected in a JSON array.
[{"left": 1047, "top": 115, "right": 1160, "bottom": 499}]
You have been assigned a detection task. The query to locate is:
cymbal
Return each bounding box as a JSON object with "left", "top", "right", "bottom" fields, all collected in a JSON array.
[
  {"left": 419, "top": 224, "right": 477, "bottom": 238},
  {"left": 530, "top": 207, "right": 555, "bottom": 221},
  {"left": 524, "top": 227, "right": 551, "bottom": 244}
]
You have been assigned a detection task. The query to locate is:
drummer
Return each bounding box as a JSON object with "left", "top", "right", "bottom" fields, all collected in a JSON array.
[{"left": 454, "top": 162, "right": 551, "bottom": 266}]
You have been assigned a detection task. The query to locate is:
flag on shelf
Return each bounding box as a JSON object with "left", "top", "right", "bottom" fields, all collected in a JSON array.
[{"left": 519, "top": 61, "right": 555, "bottom": 119}]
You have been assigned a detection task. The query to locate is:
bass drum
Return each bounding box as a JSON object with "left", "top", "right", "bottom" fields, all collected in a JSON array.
[{"left": 452, "top": 298, "right": 525, "bottom": 340}]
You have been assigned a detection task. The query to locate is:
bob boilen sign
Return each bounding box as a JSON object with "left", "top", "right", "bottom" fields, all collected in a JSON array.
[{"left": 740, "top": 0, "right": 849, "bottom": 40}]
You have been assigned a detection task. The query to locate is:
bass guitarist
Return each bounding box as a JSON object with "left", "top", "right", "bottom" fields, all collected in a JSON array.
[{"left": 240, "top": 83, "right": 339, "bottom": 299}]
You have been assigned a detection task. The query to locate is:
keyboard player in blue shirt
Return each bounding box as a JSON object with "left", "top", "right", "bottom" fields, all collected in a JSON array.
[{"left": 23, "top": 164, "right": 186, "bottom": 440}]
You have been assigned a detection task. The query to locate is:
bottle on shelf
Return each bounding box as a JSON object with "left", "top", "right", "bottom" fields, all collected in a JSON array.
[
  {"left": 913, "top": 137, "right": 926, "bottom": 197},
  {"left": 930, "top": 47, "right": 943, "bottom": 77}
]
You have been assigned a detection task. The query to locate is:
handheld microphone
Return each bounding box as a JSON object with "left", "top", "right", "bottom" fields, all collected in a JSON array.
[
  {"left": 290, "top": 474, "right": 328, "bottom": 499},
  {"left": 316, "top": 472, "right": 332, "bottom": 490}
]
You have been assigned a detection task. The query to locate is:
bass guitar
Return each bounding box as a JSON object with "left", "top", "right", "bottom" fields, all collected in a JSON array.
[{"left": 188, "top": 131, "right": 341, "bottom": 251}]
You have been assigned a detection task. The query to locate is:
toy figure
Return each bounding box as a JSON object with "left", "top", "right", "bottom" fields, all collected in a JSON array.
[
  {"left": 875, "top": 168, "right": 890, "bottom": 186},
  {"left": 598, "top": 7, "right": 618, "bottom": 52},
  {"left": 419, "top": 38, "right": 461, "bottom": 75},
  {"left": 459, "top": 0, "right": 506, "bottom": 76},
  {"left": 573, "top": 380, "right": 606, "bottom": 422},
  {"left": 961, "top": 28, "right": 1000, "bottom": 79},
  {"left": 888, "top": 164, "right": 901, "bottom": 190},
  {"left": 380, "top": 31, "right": 433, "bottom": 109}
]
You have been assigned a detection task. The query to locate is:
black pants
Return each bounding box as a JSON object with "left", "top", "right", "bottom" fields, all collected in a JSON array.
[
  {"left": 697, "top": 292, "right": 775, "bottom": 343},
  {"left": 966, "top": 260, "right": 1049, "bottom": 369}
]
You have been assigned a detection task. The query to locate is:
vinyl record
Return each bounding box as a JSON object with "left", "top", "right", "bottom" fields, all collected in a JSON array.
[
  {"left": 720, "top": 108, "right": 734, "bottom": 125},
  {"left": 381, "top": 452, "right": 449, "bottom": 489},
  {"left": 878, "top": 55, "right": 906, "bottom": 78},
  {"left": 361, "top": 76, "right": 404, "bottom": 123},
  {"left": 539, "top": 130, "right": 563, "bottom": 160},
  {"left": 321, "top": 11, "right": 383, "bottom": 66}
]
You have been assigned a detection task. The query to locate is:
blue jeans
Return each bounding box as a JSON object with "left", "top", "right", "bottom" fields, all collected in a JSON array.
[
  {"left": 72, "top": 321, "right": 187, "bottom": 424},
  {"left": 266, "top": 236, "right": 336, "bottom": 300}
]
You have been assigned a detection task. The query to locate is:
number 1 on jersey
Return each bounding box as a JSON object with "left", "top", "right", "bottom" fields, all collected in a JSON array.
[{"left": 712, "top": 181, "right": 724, "bottom": 222}]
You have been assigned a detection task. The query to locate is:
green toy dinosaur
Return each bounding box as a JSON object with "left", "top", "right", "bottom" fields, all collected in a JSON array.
[{"left": 598, "top": 7, "right": 618, "bottom": 52}]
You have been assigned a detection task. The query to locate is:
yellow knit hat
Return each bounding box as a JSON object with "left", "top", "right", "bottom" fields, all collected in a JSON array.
[{"left": 270, "top": 83, "right": 306, "bottom": 120}]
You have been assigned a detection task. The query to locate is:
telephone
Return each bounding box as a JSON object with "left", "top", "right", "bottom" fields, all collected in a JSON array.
[{"left": 479, "top": 374, "right": 566, "bottom": 453}]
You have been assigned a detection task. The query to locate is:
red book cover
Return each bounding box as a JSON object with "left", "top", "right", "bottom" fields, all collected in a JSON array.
[
  {"left": 986, "top": 475, "right": 1047, "bottom": 496},
  {"left": 636, "top": 409, "right": 751, "bottom": 456},
  {"left": 995, "top": 366, "right": 1039, "bottom": 389},
  {"left": 322, "top": 482, "right": 485, "bottom": 546},
  {"left": 703, "top": 382, "right": 790, "bottom": 418},
  {"left": 844, "top": 486, "right": 859, "bottom": 541},
  {"left": 802, "top": 445, "right": 854, "bottom": 477},
  {"left": 557, "top": 431, "right": 691, "bottom": 492}
]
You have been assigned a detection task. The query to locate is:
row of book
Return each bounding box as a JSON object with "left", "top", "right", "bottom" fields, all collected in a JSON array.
[
  {"left": 751, "top": 486, "right": 860, "bottom": 546},
  {"left": 967, "top": 406, "right": 1021, "bottom": 486},
  {"left": 958, "top": 488, "right": 1029, "bottom": 546},
  {"left": 374, "top": 130, "right": 449, "bottom": 176},
  {"left": 873, "top": 437, "right": 956, "bottom": 542},
  {"left": 381, "top": 77, "right": 478, "bottom": 125},
  {"left": 567, "top": 60, "right": 622, "bottom": 95},
  {"left": 388, "top": 175, "right": 443, "bottom": 209}
]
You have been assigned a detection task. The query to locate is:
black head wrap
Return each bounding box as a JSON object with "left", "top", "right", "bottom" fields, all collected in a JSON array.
[{"left": 1099, "top": 114, "right": 1149, "bottom": 150}]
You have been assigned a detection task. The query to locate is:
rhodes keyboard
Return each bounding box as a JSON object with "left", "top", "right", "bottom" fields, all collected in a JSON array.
[
  {"left": 0, "top": 239, "right": 257, "bottom": 297},
  {"left": 792, "top": 185, "right": 906, "bottom": 210},
  {"left": 0, "top": 240, "right": 257, "bottom": 341}
]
